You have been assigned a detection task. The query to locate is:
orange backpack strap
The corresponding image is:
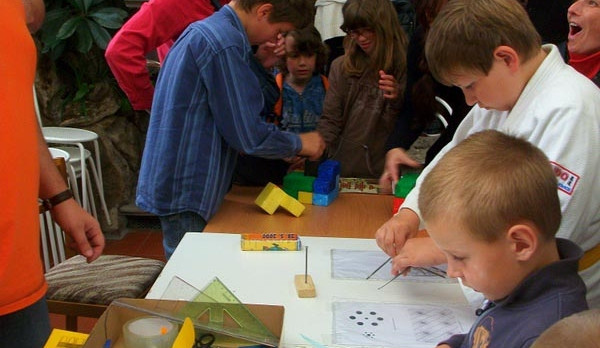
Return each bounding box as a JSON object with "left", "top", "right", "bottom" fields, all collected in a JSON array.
[
  {"left": 273, "top": 73, "right": 284, "bottom": 117},
  {"left": 320, "top": 74, "right": 329, "bottom": 91}
]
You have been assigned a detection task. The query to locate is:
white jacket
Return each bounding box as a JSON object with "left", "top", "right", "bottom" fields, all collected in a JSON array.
[{"left": 402, "top": 45, "right": 600, "bottom": 307}]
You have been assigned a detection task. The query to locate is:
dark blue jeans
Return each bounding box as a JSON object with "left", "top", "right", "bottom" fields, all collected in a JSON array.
[
  {"left": 0, "top": 296, "right": 51, "bottom": 348},
  {"left": 159, "top": 211, "right": 206, "bottom": 260}
]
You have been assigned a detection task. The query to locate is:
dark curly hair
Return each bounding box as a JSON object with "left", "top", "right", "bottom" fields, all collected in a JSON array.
[{"left": 279, "top": 26, "right": 329, "bottom": 76}]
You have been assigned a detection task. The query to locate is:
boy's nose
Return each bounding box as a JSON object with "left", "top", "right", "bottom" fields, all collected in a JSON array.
[
  {"left": 446, "top": 262, "right": 462, "bottom": 279},
  {"left": 462, "top": 91, "right": 478, "bottom": 107}
]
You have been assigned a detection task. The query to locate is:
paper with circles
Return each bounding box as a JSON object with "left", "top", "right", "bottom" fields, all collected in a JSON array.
[{"left": 333, "top": 301, "right": 473, "bottom": 347}]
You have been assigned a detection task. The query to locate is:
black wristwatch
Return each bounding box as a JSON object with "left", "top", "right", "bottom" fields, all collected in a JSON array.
[{"left": 41, "top": 189, "right": 74, "bottom": 211}]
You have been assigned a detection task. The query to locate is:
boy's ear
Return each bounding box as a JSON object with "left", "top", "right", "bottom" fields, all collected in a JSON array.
[
  {"left": 255, "top": 3, "right": 273, "bottom": 22},
  {"left": 506, "top": 223, "right": 538, "bottom": 261},
  {"left": 493, "top": 46, "right": 520, "bottom": 72}
]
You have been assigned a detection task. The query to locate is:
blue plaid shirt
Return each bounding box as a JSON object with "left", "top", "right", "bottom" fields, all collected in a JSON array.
[{"left": 136, "top": 5, "right": 301, "bottom": 220}]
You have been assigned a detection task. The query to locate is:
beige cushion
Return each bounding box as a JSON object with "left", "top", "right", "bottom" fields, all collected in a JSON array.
[{"left": 45, "top": 255, "right": 165, "bottom": 305}]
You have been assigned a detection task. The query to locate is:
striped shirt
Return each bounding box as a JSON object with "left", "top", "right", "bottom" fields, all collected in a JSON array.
[{"left": 136, "top": 5, "right": 301, "bottom": 220}]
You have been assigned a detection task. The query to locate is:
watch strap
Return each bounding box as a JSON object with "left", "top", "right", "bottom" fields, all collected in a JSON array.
[{"left": 41, "top": 189, "right": 74, "bottom": 211}]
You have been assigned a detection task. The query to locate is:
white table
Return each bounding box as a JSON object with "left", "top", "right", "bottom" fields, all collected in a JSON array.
[{"left": 146, "top": 233, "right": 474, "bottom": 347}]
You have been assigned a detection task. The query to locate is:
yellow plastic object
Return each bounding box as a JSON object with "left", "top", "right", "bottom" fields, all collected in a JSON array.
[
  {"left": 171, "top": 317, "right": 195, "bottom": 348},
  {"left": 255, "top": 182, "right": 305, "bottom": 217},
  {"left": 298, "top": 191, "right": 313, "bottom": 205},
  {"left": 255, "top": 182, "right": 286, "bottom": 214},
  {"left": 280, "top": 195, "right": 305, "bottom": 217},
  {"left": 44, "top": 329, "right": 88, "bottom": 348}
]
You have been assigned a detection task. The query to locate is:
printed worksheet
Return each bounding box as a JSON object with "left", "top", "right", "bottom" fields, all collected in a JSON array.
[
  {"left": 331, "top": 249, "right": 455, "bottom": 283},
  {"left": 333, "top": 301, "right": 474, "bottom": 347}
]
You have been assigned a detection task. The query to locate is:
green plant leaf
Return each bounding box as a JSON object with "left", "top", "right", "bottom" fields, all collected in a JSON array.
[
  {"left": 90, "top": 0, "right": 106, "bottom": 7},
  {"left": 88, "top": 7, "right": 128, "bottom": 29},
  {"left": 82, "top": 0, "right": 94, "bottom": 12},
  {"left": 76, "top": 21, "right": 94, "bottom": 53},
  {"left": 50, "top": 41, "right": 66, "bottom": 61},
  {"left": 87, "top": 20, "right": 112, "bottom": 49},
  {"left": 57, "top": 16, "right": 84, "bottom": 39},
  {"left": 73, "top": 83, "right": 90, "bottom": 102},
  {"left": 66, "top": 0, "right": 84, "bottom": 12},
  {"left": 44, "top": 8, "right": 72, "bottom": 25}
]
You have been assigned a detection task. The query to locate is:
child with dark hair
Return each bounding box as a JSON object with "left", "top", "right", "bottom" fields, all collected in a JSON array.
[{"left": 274, "top": 26, "right": 329, "bottom": 133}]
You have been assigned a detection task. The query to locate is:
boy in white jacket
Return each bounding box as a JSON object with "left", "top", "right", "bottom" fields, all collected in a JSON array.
[{"left": 376, "top": 0, "right": 600, "bottom": 307}]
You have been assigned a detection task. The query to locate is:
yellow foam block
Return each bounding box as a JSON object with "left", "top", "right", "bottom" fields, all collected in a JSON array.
[
  {"left": 298, "top": 191, "right": 313, "bottom": 205},
  {"left": 255, "top": 182, "right": 286, "bottom": 214},
  {"left": 280, "top": 195, "right": 305, "bottom": 217}
]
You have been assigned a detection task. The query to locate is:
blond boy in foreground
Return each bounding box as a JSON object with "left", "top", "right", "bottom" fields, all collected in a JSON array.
[
  {"left": 420, "top": 130, "right": 588, "bottom": 348},
  {"left": 376, "top": 0, "right": 600, "bottom": 307}
]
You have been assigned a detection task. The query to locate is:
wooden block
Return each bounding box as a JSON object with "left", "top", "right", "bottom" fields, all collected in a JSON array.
[
  {"left": 294, "top": 274, "right": 316, "bottom": 298},
  {"left": 280, "top": 195, "right": 306, "bottom": 217},
  {"left": 298, "top": 191, "right": 313, "bottom": 205},
  {"left": 254, "top": 182, "right": 285, "bottom": 214}
]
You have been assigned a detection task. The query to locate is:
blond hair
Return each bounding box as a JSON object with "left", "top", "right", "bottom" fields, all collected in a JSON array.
[
  {"left": 531, "top": 309, "right": 600, "bottom": 348},
  {"left": 425, "top": 0, "right": 541, "bottom": 85},
  {"left": 340, "top": 0, "right": 408, "bottom": 80},
  {"left": 419, "top": 130, "right": 561, "bottom": 242}
]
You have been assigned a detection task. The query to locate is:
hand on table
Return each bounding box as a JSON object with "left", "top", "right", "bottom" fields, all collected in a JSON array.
[
  {"left": 375, "top": 208, "right": 420, "bottom": 257},
  {"left": 390, "top": 237, "right": 446, "bottom": 276}
]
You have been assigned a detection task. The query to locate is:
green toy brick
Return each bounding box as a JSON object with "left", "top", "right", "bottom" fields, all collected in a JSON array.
[
  {"left": 283, "top": 171, "right": 316, "bottom": 198},
  {"left": 394, "top": 172, "right": 419, "bottom": 198}
]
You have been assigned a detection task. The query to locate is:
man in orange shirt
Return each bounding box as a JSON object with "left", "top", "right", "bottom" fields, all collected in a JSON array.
[{"left": 0, "top": 1, "right": 105, "bottom": 346}]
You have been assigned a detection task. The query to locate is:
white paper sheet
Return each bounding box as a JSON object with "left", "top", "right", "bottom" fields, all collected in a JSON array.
[
  {"left": 333, "top": 301, "right": 474, "bottom": 347},
  {"left": 331, "top": 249, "right": 455, "bottom": 284}
]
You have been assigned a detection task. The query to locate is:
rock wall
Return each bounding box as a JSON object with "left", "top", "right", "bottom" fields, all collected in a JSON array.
[{"left": 35, "top": 76, "right": 148, "bottom": 235}]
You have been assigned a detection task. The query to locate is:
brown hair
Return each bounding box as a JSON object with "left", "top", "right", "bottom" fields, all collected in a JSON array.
[
  {"left": 419, "top": 130, "right": 561, "bottom": 242},
  {"left": 279, "top": 26, "right": 329, "bottom": 75},
  {"left": 340, "top": 0, "right": 408, "bottom": 80},
  {"left": 237, "top": 0, "right": 315, "bottom": 29},
  {"left": 425, "top": 0, "right": 541, "bottom": 85},
  {"left": 414, "top": 0, "right": 448, "bottom": 32}
]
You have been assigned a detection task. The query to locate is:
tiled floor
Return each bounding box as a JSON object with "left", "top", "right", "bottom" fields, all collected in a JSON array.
[{"left": 49, "top": 228, "right": 165, "bottom": 334}]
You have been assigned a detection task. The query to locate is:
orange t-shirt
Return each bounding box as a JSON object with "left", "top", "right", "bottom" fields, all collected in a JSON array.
[{"left": 0, "top": 0, "right": 47, "bottom": 315}]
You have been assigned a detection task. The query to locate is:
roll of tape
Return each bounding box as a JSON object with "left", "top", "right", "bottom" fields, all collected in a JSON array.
[{"left": 123, "top": 316, "right": 178, "bottom": 348}]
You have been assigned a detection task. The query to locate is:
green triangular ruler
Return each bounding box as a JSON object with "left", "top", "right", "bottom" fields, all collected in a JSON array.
[{"left": 173, "top": 277, "right": 279, "bottom": 346}]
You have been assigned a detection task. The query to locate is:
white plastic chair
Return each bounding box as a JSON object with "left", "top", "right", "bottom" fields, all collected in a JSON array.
[
  {"left": 434, "top": 96, "right": 452, "bottom": 129},
  {"left": 423, "top": 96, "right": 453, "bottom": 137},
  {"left": 34, "top": 87, "right": 112, "bottom": 225}
]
